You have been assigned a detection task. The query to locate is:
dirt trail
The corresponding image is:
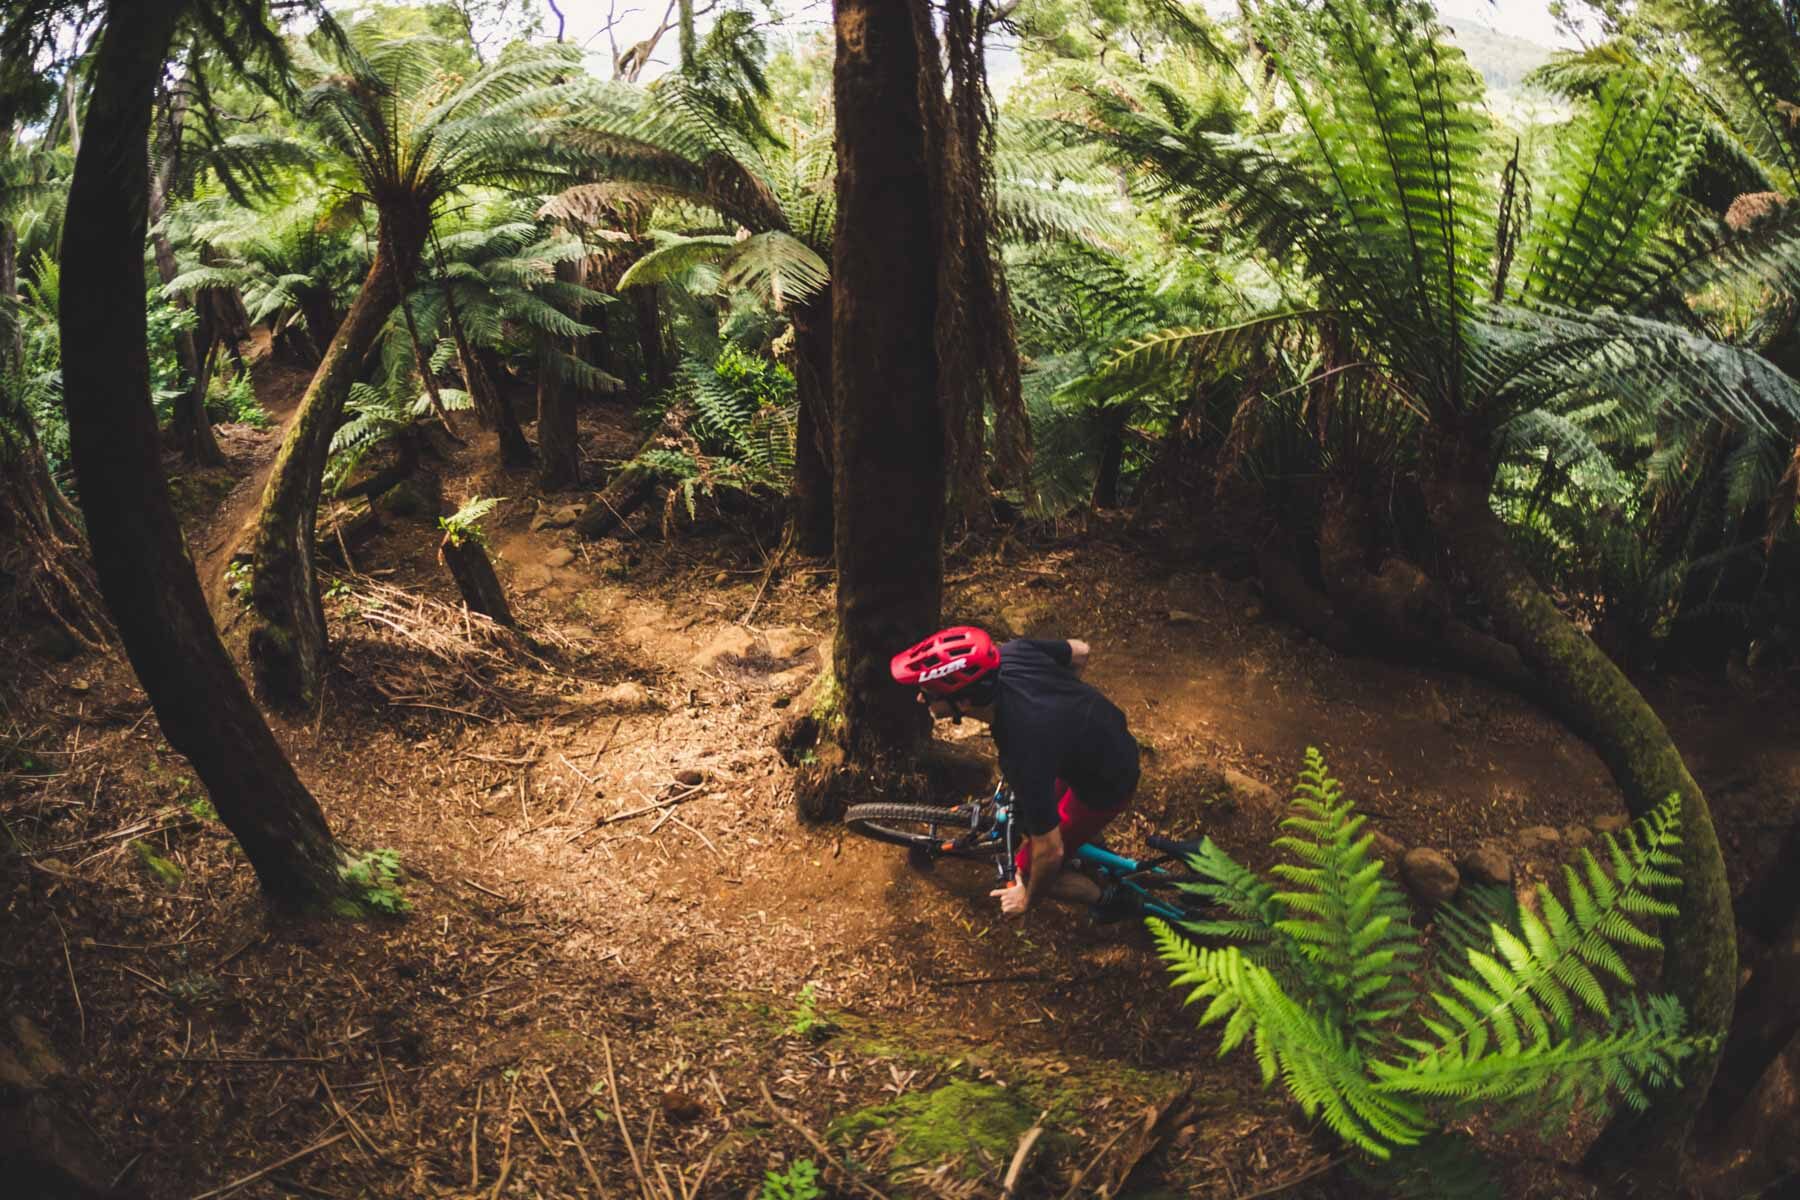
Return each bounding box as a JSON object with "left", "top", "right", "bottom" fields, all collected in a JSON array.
[
  {"left": 189, "top": 353, "right": 313, "bottom": 620},
  {"left": 5, "top": 401, "right": 1799, "bottom": 1198}
]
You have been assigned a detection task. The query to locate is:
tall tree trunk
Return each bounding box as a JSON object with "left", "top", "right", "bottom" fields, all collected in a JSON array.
[
  {"left": 445, "top": 293, "right": 533, "bottom": 468},
  {"left": 830, "top": 0, "right": 941, "bottom": 759},
  {"left": 536, "top": 338, "right": 578, "bottom": 490},
  {"left": 788, "top": 288, "right": 833, "bottom": 557},
  {"left": 1, "top": 219, "right": 21, "bottom": 367},
  {"left": 297, "top": 288, "right": 340, "bottom": 364},
  {"left": 632, "top": 284, "right": 669, "bottom": 398},
  {"left": 678, "top": 0, "right": 697, "bottom": 68},
  {"left": 60, "top": 0, "right": 349, "bottom": 907},
  {"left": 1092, "top": 403, "right": 1130, "bottom": 509},
  {"left": 1430, "top": 468, "right": 1733, "bottom": 1197},
  {"left": 535, "top": 257, "right": 581, "bottom": 490},
  {"left": 147, "top": 66, "right": 223, "bottom": 467},
  {"left": 249, "top": 227, "right": 413, "bottom": 709}
]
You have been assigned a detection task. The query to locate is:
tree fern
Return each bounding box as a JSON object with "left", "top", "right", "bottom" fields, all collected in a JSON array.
[{"left": 1153, "top": 748, "right": 1711, "bottom": 1172}]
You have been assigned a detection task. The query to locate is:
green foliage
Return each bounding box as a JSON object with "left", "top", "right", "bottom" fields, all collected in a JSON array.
[
  {"left": 784, "top": 982, "right": 829, "bottom": 1041},
  {"left": 758, "top": 1159, "right": 822, "bottom": 1200},
  {"left": 337, "top": 848, "right": 409, "bottom": 916},
  {"left": 439, "top": 496, "right": 502, "bottom": 548},
  {"left": 207, "top": 369, "right": 268, "bottom": 428},
  {"left": 1152, "top": 747, "right": 1708, "bottom": 1179},
  {"left": 630, "top": 345, "right": 797, "bottom": 527},
  {"left": 132, "top": 839, "right": 185, "bottom": 887}
]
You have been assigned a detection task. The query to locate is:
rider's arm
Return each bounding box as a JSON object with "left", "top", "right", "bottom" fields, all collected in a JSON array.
[
  {"left": 1022, "top": 826, "right": 1066, "bottom": 908},
  {"left": 1067, "top": 639, "right": 1090, "bottom": 673}
]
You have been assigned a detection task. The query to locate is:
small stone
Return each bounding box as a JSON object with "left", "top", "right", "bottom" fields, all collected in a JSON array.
[
  {"left": 1369, "top": 830, "right": 1406, "bottom": 868},
  {"left": 1168, "top": 610, "right": 1203, "bottom": 625},
  {"left": 1243, "top": 604, "right": 1263, "bottom": 620},
  {"left": 692, "top": 625, "right": 758, "bottom": 671},
  {"left": 514, "top": 565, "right": 552, "bottom": 593},
  {"left": 1593, "top": 813, "right": 1630, "bottom": 836},
  {"left": 1564, "top": 825, "right": 1594, "bottom": 852},
  {"left": 1463, "top": 842, "right": 1514, "bottom": 886},
  {"left": 660, "top": 1089, "right": 705, "bottom": 1125},
  {"left": 713, "top": 571, "right": 730, "bottom": 584},
  {"left": 764, "top": 627, "right": 817, "bottom": 661},
  {"left": 674, "top": 768, "right": 705, "bottom": 787},
  {"left": 1517, "top": 825, "right": 1562, "bottom": 854},
  {"left": 601, "top": 681, "right": 652, "bottom": 710},
  {"left": 543, "top": 547, "right": 575, "bottom": 569},
  {"left": 64, "top": 677, "right": 92, "bottom": 694},
  {"left": 1401, "top": 848, "right": 1460, "bottom": 904},
  {"left": 1222, "top": 768, "right": 1278, "bottom": 807}
]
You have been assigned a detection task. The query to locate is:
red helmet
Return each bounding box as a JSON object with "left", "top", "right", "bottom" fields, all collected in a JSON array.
[{"left": 890, "top": 626, "right": 1000, "bottom": 697}]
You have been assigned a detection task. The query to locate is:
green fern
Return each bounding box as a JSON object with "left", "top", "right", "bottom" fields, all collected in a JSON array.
[
  {"left": 1153, "top": 748, "right": 1710, "bottom": 1171},
  {"left": 439, "top": 496, "right": 502, "bottom": 548}
]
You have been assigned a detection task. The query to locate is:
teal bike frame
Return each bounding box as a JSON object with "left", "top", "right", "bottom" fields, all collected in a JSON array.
[{"left": 973, "top": 783, "right": 1201, "bottom": 922}]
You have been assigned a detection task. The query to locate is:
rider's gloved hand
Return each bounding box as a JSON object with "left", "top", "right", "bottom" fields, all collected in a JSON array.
[{"left": 990, "top": 879, "right": 1030, "bottom": 915}]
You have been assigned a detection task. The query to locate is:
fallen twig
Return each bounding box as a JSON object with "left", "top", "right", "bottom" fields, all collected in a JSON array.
[
  {"left": 489, "top": 1077, "right": 517, "bottom": 1200},
  {"left": 469, "top": 1081, "right": 482, "bottom": 1190},
  {"left": 759, "top": 1081, "right": 893, "bottom": 1200},
  {"left": 189, "top": 1130, "right": 350, "bottom": 1200},
  {"left": 590, "top": 783, "right": 705, "bottom": 828},
  {"left": 601, "top": 1035, "right": 654, "bottom": 1200},
  {"left": 51, "top": 912, "right": 82, "bottom": 1042},
  {"left": 1001, "top": 1119, "right": 1046, "bottom": 1198},
  {"left": 543, "top": 1067, "right": 610, "bottom": 1199},
  {"left": 1234, "top": 1156, "right": 1343, "bottom": 1200}
]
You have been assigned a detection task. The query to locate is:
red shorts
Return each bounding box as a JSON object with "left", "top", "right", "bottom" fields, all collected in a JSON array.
[{"left": 1014, "top": 779, "right": 1128, "bottom": 877}]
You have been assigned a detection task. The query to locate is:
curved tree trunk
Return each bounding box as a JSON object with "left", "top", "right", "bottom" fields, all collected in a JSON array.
[
  {"left": 248, "top": 237, "right": 407, "bottom": 709},
  {"left": 61, "top": 0, "right": 348, "bottom": 907},
  {"left": 788, "top": 288, "right": 834, "bottom": 557},
  {"left": 1431, "top": 473, "right": 1733, "bottom": 1196},
  {"left": 829, "top": 0, "right": 941, "bottom": 762}
]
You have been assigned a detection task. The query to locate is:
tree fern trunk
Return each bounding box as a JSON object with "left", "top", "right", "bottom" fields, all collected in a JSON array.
[
  {"left": 445, "top": 294, "right": 533, "bottom": 468},
  {"left": 829, "top": 0, "right": 941, "bottom": 762},
  {"left": 1431, "top": 473, "right": 1733, "bottom": 1195},
  {"left": 535, "top": 257, "right": 581, "bottom": 491},
  {"left": 147, "top": 83, "right": 223, "bottom": 468},
  {"left": 1092, "top": 403, "right": 1130, "bottom": 509},
  {"left": 788, "top": 288, "right": 833, "bottom": 558},
  {"left": 1, "top": 220, "right": 21, "bottom": 367},
  {"left": 62, "top": 0, "right": 349, "bottom": 908},
  {"left": 632, "top": 284, "right": 669, "bottom": 398},
  {"left": 249, "top": 231, "right": 411, "bottom": 710}
]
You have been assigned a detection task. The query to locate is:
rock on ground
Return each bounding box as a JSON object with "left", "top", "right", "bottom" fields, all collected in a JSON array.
[
  {"left": 1401, "top": 847, "right": 1460, "bottom": 903},
  {"left": 1463, "top": 841, "right": 1514, "bottom": 886}
]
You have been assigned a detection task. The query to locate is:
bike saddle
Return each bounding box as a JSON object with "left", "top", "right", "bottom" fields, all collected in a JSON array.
[{"left": 1146, "top": 834, "right": 1206, "bottom": 859}]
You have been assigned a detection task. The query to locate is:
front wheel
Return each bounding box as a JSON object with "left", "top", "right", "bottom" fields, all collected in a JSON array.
[{"left": 843, "top": 802, "right": 995, "bottom": 861}]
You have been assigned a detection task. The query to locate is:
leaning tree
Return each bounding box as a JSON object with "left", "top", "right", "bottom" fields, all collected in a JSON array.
[
  {"left": 58, "top": 0, "right": 353, "bottom": 908},
  {"left": 245, "top": 29, "right": 601, "bottom": 709}
]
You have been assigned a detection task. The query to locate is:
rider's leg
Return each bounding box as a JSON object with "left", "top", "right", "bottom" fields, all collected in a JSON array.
[{"left": 1012, "top": 782, "right": 1125, "bottom": 908}]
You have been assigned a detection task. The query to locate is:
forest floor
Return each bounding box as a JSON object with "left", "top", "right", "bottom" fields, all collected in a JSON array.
[{"left": 4, "top": 357, "right": 1800, "bottom": 1200}]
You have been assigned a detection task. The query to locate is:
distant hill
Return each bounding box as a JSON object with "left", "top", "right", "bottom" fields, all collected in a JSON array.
[{"left": 1441, "top": 22, "right": 1557, "bottom": 95}]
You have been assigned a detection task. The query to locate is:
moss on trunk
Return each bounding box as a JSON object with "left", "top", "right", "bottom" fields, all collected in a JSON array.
[
  {"left": 788, "top": 290, "right": 833, "bottom": 558},
  {"left": 249, "top": 237, "right": 408, "bottom": 709},
  {"left": 1434, "top": 478, "right": 1733, "bottom": 1195}
]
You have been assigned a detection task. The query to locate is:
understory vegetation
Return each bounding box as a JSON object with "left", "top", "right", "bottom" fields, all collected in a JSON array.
[{"left": 4, "top": 0, "right": 1800, "bottom": 1197}]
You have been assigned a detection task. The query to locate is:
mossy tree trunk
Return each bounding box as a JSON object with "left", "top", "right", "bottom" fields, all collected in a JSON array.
[
  {"left": 249, "top": 216, "right": 423, "bottom": 709},
  {"left": 1430, "top": 465, "right": 1733, "bottom": 1196},
  {"left": 61, "top": 0, "right": 349, "bottom": 907},
  {"left": 788, "top": 288, "right": 833, "bottom": 558},
  {"left": 830, "top": 0, "right": 941, "bottom": 760}
]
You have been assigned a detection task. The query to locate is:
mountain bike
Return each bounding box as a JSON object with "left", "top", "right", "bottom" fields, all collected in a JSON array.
[{"left": 843, "top": 782, "right": 1208, "bottom": 921}]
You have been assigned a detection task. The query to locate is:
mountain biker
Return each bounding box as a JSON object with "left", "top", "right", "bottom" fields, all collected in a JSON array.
[{"left": 890, "top": 626, "right": 1141, "bottom": 920}]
